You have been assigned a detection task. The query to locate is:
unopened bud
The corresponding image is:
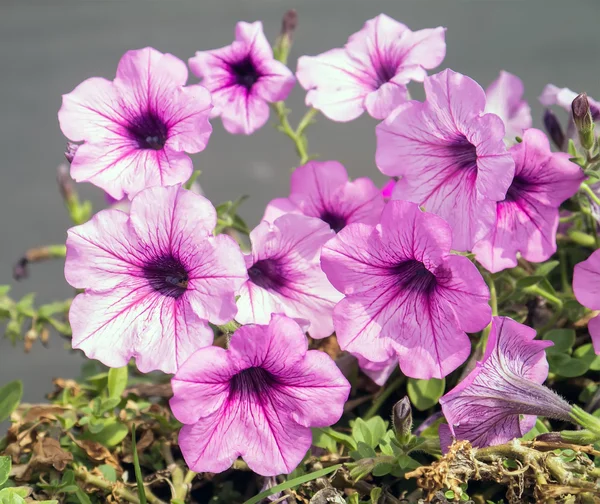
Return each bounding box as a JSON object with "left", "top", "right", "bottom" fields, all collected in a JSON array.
[
  {"left": 273, "top": 9, "right": 298, "bottom": 65},
  {"left": 281, "top": 9, "right": 298, "bottom": 41},
  {"left": 543, "top": 109, "right": 565, "bottom": 150},
  {"left": 392, "top": 396, "right": 412, "bottom": 443},
  {"left": 57, "top": 163, "right": 75, "bottom": 204},
  {"left": 64, "top": 142, "right": 79, "bottom": 164},
  {"left": 13, "top": 257, "right": 29, "bottom": 281},
  {"left": 572, "top": 93, "right": 595, "bottom": 150}
]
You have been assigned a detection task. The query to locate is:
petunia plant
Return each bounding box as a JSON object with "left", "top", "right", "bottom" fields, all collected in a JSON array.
[{"left": 3, "top": 8, "right": 600, "bottom": 504}]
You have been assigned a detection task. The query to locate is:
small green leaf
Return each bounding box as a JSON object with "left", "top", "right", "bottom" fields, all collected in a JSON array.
[
  {"left": 0, "top": 458, "right": 10, "bottom": 487},
  {"left": 0, "top": 489, "right": 26, "bottom": 504},
  {"left": 352, "top": 418, "right": 373, "bottom": 448},
  {"left": 132, "top": 425, "right": 147, "bottom": 504},
  {"left": 74, "top": 488, "right": 92, "bottom": 504},
  {"left": 534, "top": 261, "right": 560, "bottom": 278},
  {"left": 516, "top": 276, "right": 543, "bottom": 290},
  {"left": 445, "top": 490, "right": 456, "bottom": 500},
  {"left": 312, "top": 428, "right": 337, "bottom": 453},
  {"left": 363, "top": 417, "right": 387, "bottom": 447},
  {"left": 554, "top": 356, "right": 590, "bottom": 378},
  {"left": 370, "top": 487, "right": 382, "bottom": 504},
  {"left": 568, "top": 139, "right": 578, "bottom": 157},
  {"left": 371, "top": 462, "right": 394, "bottom": 477},
  {"left": 544, "top": 329, "right": 576, "bottom": 355},
  {"left": 0, "top": 381, "right": 23, "bottom": 423},
  {"left": 107, "top": 366, "right": 128, "bottom": 400},
  {"left": 98, "top": 464, "right": 117, "bottom": 482},
  {"left": 82, "top": 418, "right": 128, "bottom": 447},
  {"left": 407, "top": 378, "right": 445, "bottom": 411}
]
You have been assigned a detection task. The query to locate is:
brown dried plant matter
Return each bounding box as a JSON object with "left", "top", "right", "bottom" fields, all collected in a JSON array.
[{"left": 406, "top": 440, "right": 600, "bottom": 504}]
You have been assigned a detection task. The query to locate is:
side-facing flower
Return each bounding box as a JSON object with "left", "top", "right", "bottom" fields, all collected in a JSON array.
[
  {"left": 321, "top": 200, "right": 491, "bottom": 379},
  {"left": 65, "top": 185, "right": 247, "bottom": 373},
  {"left": 59, "top": 47, "right": 213, "bottom": 200},
  {"left": 573, "top": 250, "right": 600, "bottom": 354},
  {"left": 376, "top": 69, "right": 515, "bottom": 251},
  {"left": 262, "top": 160, "right": 384, "bottom": 233},
  {"left": 440, "top": 317, "right": 571, "bottom": 448},
  {"left": 484, "top": 70, "right": 532, "bottom": 143},
  {"left": 170, "top": 314, "right": 351, "bottom": 475},
  {"left": 473, "top": 128, "right": 584, "bottom": 273},
  {"left": 539, "top": 84, "right": 600, "bottom": 117},
  {"left": 236, "top": 214, "right": 342, "bottom": 338},
  {"left": 189, "top": 21, "right": 295, "bottom": 135},
  {"left": 297, "top": 14, "right": 445, "bottom": 121}
]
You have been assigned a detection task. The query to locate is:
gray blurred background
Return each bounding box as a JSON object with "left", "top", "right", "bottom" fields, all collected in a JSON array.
[{"left": 1, "top": 0, "right": 599, "bottom": 403}]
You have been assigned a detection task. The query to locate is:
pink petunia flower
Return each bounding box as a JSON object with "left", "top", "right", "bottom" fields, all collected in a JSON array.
[
  {"left": 573, "top": 250, "right": 600, "bottom": 354},
  {"left": 189, "top": 21, "right": 295, "bottom": 135},
  {"left": 376, "top": 69, "right": 515, "bottom": 251},
  {"left": 321, "top": 200, "right": 491, "bottom": 380},
  {"left": 439, "top": 317, "right": 571, "bottom": 448},
  {"left": 59, "top": 47, "right": 213, "bottom": 201},
  {"left": 484, "top": 71, "right": 532, "bottom": 143},
  {"left": 262, "top": 160, "right": 384, "bottom": 233},
  {"left": 296, "top": 14, "right": 446, "bottom": 122},
  {"left": 473, "top": 128, "right": 584, "bottom": 273},
  {"left": 65, "top": 185, "right": 247, "bottom": 373},
  {"left": 540, "top": 84, "right": 600, "bottom": 116},
  {"left": 170, "top": 314, "right": 351, "bottom": 475},
  {"left": 357, "top": 355, "right": 397, "bottom": 386},
  {"left": 236, "top": 214, "right": 342, "bottom": 339}
]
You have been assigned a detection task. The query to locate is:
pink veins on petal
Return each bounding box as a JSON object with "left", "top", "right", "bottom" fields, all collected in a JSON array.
[
  {"left": 296, "top": 14, "right": 445, "bottom": 122},
  {"left": 189, "top": 21, "right": 295, "bottom": 135},
  {"left": 58, "top": 47, "right": 213, "bottom": 200},
  {"left": 473, "top": 128, "right": 584, "bottom": 273},
  {"left": 236, "top": 214, "right": 343, "bottom": 339},
  {"left": 573, "top": 250, "right": 600, "bottom": 354},
  {"left": 64, "top": 185, "right": 248, "bottom": 374},
  {"left": 440, "top": 317, "right": 571, "bottom": 448},
  {"left": 321, "top": 200, "right": 491, "bottom": 380},
  {"left": 170, "top": 314, "right": 351, "bottom": 476},
  {"left": 376, "top": 69, "right": 515, "bottom": 251},
  {"left": 262, "top": 160, "right": 385, "bottom": 233}
]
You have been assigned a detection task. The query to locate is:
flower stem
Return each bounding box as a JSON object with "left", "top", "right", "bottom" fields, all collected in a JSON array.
[
  {"left": 580, "top": 182, "right": 600, "bottom": 207},
  {"left": 480, "top": 274, "right": 498, "bottom": 350},
  {"left": 272, "top": 102, "right": 316, "bottom": 165},
  {"left": 364, "top": 375, "right": 405, "bottom": 420},
  {"left": 522, "top": 284, "right": 563, "bottom": 310}
]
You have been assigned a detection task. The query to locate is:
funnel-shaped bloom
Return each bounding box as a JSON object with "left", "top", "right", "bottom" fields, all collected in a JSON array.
[
  {"left": 189, "top": 21, "right": 295, "bottom": 135},
  {"left": 473, "top": 128, "right": 584, "bottom": 273},
  {"left": 65, "top": 185, "right": 247, "bottom": 373},
  {"left": 540, "top": 85, "right": 600, "bottom": 117},
  {"left": 263, "top": 160, "right": 384, "bottom": 233},
  {"left": 297, "top": 14, "right": 445, "bottom": 122},
  {"left": 440, "top": 317, "right": 571, "bottom": 448},
  {"left": 236, "top": 214, "right": 342, "bottom": 338},
  {"left": 59, "top": 47, "right": 213, "bottom": 200},
  {"left": 574, "top": 250, "right": 600, "bottom": 354},
  {"left": 321, "top": 200, "right": 491, "bottom": 379},
  {"left": 376, "top": 69, "right": 515, "bottom": 251},
  {"left": 170, "top": 314, "right": 351, "bottom": 475},
  {"left": 484, "top": 71, "right": 532, "bottom": 143}
]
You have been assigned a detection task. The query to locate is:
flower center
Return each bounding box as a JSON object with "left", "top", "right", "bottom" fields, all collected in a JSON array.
[
  {"left": 125, "top": 111, "right": 168, "bottom": 150},
  {"left": 375, "top": 62, "right": 397, "bottom": 87},
  {"left": 450, "top": 135, "right": 478, "bottom": 170},
  {"left": 504, "top": 176, "right": 529, "bottom": 202},
  {"left": 142, "top": 255, "right": 189, "bottom": 299},
  {"left": 230, "top": 367, "right": 275, "bottom": 399},
  {"left": 392, "top": 259, "right": 437, "bottom": 294},
  {"left": 320, "top": 211, "right": 347, "bottom": 233},
  {"left": 247, "top": 259, "right": 286, "bottom": 291},
  {"left": 230, "top": 56, "right": 260, "bottom": 90}
]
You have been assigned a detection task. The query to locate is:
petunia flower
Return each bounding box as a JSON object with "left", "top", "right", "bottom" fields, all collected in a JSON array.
[
  {"left": 189, "top": 21, "right": 295, "bottom": 135},
  {"left": 356, "top": 355, "right": 398, "bottom": 386},
  {"left": 296, "top": 14, "right": 446, "bottom": 122},
  {"left": 473, "top": 128, "right": 584, "bottom": 273},
  {"left": 65, "top": 185, "right": 247, "bottom": 373},
  {"left": 540, "top": 84, "right": 600, "bottom": 116},
  {"left": 321, "top": 200, "right": 491, "bottom": 379},
  {"left": 170, "top": 314, "right": 351, "bottom": 475},
  {"left": 573, "top": 250, "right": 600, "bottom": 354},
  {"left": 59, "top": 47, "right": 213, "bottom": 201},
  {"left": 376, "top": 69, "right": 515, "bottom": 251},
  {"left": 236, "top": 214, "right": 342, "bottom": 339},
  {"left": 484, "top": 70, "right": 532, "bottom": 143},
  {"left": 262, "top": 160, "right": 384, "bottom": 233},
  {"left": 439, "top": 317, "right": 571, "bottom": 448}
]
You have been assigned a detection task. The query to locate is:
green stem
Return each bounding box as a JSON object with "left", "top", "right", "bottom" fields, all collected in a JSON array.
[
  {"left": 296, "top": 108, "right": 318, "bottom": 137},
  {"left": 364, "top": 375, "right": 405, "bottom": 420},
  {"left": 522, "top": 284, "right": 563, "bottom": 310},
  {"left": 480, "top": 274, "right": 498, "bottom": 350},
  {"left": 580, "top": 182, "right": 600, "bottom": 206},
  {"left": 559, "top": 249, "right": 570, "bottom": 293},
  {"left": 272, "top": 102, "right": 315, "bottom": 165}
]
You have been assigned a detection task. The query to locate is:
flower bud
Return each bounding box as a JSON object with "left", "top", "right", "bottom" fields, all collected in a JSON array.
[
  {"left": 572, "top": 93, "right": 595, "bottom": 150},
  {"left": 392, "top": 396, "right": 412, "bottom": 443},
  {"left": 543, "top": 109, "right": 565, "bottom": 151},
  {"left": 13, "top": 257, "right": 29, "bottom": 281},
  {"left": 273, "top": 9, "right": 298, "bottom": 65}
]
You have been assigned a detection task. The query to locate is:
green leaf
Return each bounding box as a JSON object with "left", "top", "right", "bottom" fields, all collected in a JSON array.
[
  {"left": 0, "top": 457, "right": 10, "bottom": 487},
  {"left": 544, "top": 329, "right": 576, "bottom": 355},
  {"left": 363, "top": 417, "right": 387, "bottom": 448},
  {"left": 131, "top": 425, "right": 147, "bottom": 504},
  {"left": 0, "top": 381, "right": 22, "bottom": 422},
  {"left": 107, "top": 366, "right": 128, "bottom": 400},
  {"left": 352, "top": 418, "right": 373, "bottom": 448},
  {"left": 553, "top": 355, "right": 591, "bottom": 378},
  {"left": 534, "top": 261, "right": 560, "bottom": 278},
  {"left": 407, "top": 378, "right": 445, "bottom": 411},
  {"left": 314, "top": 427, "right": 356, "bottom": 450},
  {"left": 370, "top": 487, "right": 382, "bottom": 504},
  {"left": 243, "top": 464, "right": 342, "bottom": 504},
  {"left": 98, "top": 464, "right": 117, "bottom": 482},
  {"left": 74, "top": 488, "right": 92, "bottom": 504},
  {"left": 312, "top": 428, "right": 337, "bottom": 453},
  {"left": 371, "top": 462, "right": 394, "bottom": 477},
  {"left": 82, "top": 418, "right": 128, "bottom": 447},
  {"left": 515, "top": 276, "right": 543, "bottom": 290},
  {"left": 0, "top": 489, "right": 26, "bottom": 504},
  {"left": 445, "top": 490, "right": 456, "bottom": 500}
]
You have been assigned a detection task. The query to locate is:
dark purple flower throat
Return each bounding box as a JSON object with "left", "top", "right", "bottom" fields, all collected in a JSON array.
[
  {"left": 143, "top": 255, "right": 189, "bottom": 299},
  {"left": 248, "top": 259, "right": 286, "bottom": 291},
  {"left": 125, "top": 110, "right": 168, "bottom": 150},
  {"left": 230, "top": 56, "right": 260, "bottom": 90}
]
